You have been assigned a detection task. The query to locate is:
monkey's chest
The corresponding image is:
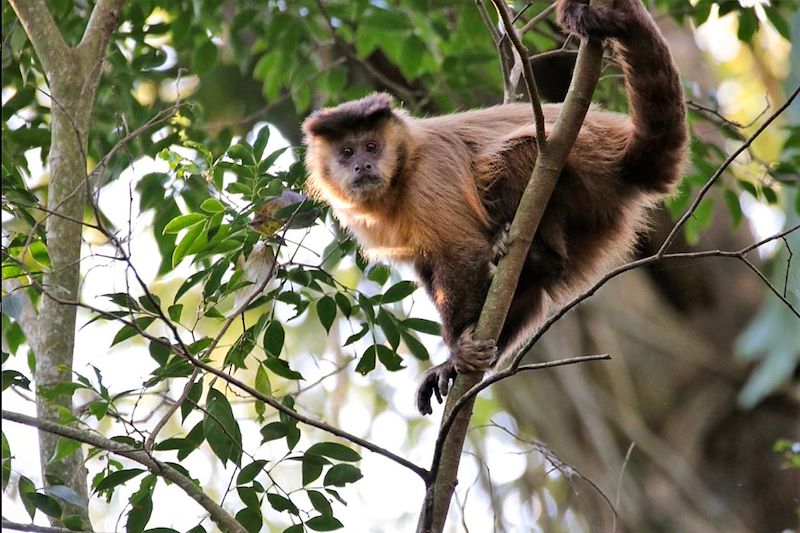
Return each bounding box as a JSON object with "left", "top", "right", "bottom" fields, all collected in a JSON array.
[{"left": 346, "top": 216, "right": 426, "bottom": 262}]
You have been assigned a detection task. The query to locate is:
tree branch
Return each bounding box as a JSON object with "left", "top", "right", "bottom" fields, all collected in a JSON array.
[
  {"left": 7, "top": 0, "right": 69, "bottom": 79},
  {"left": 659, "top": 84, "right": 799, "bottom": 257},
  {"left": 2, "top": 521, "right": 78, "bottom": 533},
  {"left": 2, "top": 410, "right": 247, "bottom": 533}
]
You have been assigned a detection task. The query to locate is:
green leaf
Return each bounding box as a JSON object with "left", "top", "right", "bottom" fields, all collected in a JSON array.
[
  {"left": 238, "top": 485, "right": 260, "bottom": 509},
  {"left": 764, "top": 6, "right": 790, "bottom": 40},
  {"left": 46, "top": 485, "right": 85, "bottom": 508},
  {"left": 344, "top": 323, "right": 369, "bottom": 346},
  {"left": 399, "top": 34, "right": 426, "bottom": 79},
  {"left": 1, "top": 432, "right": 10, "bottom": 490},
  {"left": 306, "top": 515, "right": 344, "bottom": 531},
  {"left": 306, "top": 442, "right": 361, "bottom": 462},
  {"left": 334, "top": 292, "right": 352, "bottom": 318},
  {"left": 403, "top": 318, "right": 441, "bottom": 336},
  {"left": 93, "top": 469, "right": 146, "bottom": 494},
  {"left": 181, "top": 380, "right": 203, "bottom": 421},
  {"left": 369, "top": 344, "right": 404, "bottom": 371},
  {"left": 381, "top": 280, "right": 417, "bottom": 304},
  {"left": 263, "top": 320, "right": 285, "bottom": 356},
  {"left": 104, "top": 292, "right": 141, "bottom": 311},
  {"left": 400, "top": 330, "right": 430, "bottom": 361},
  {"left": 30, "top": 493, "right": 62, "bottom": 518},
  {"left": 227, "top": 143, "right": 255, "bottom": 165},
  {"left": 355, "top": 347, "right": 376, "bottom": 375},
  {"left": 302, "top": 453, "right": 329, "bottom": 486},
  {"left": 253, "top": 126, "right": 271, "bottom": 160},
  {"left": 377, "top": 309, "right": 399, "bottom": 350},
  {"left": 307, "top": 490, "right": 333, "bottom": 517},
  {"left": 177, "top": 422, "right": 205, "bottom": 461},
  {"left": 723, "top": 189, "right": 743, "bottom": 227},
  {"left": 255, "top": 363, "right": 272, "bottom": 397},
  {"left": 263, "top": 357, "right": 303, "bottom": 380},
  {"left": 111, "top": 317, "right": 156, "bottom": 346},
  {"left": 126, "top": 478, "right": 154, "bottom": 533},
  {"left": 737, "top": 9, "right": 758, "bottom": 41},
  {"left": 267, "top": 493, "right": 300, "bottom": 515},
  {"left": 19, "top": 476, "right": 37, "bottom": 519},
  {"left": 260, "top": 422, "right": 289, "bottom": 443},
  {"left": 237, "top": 459, "right": 268, "bottom": 486},
  {"left": 200, "top": 198, "right": 225, "bottom": 213},
  {"left": 366, "top": 263, "right": 390, "bottom": 285},
  {"left": 323, "top": 464, "right": 363, "bottom": 487},
  {"left": 48, "top": 437, "right": 81, "bottom": 465},
  {"left": 225, "top": 328, "right": 257, "bottom": 368},
  {"left": 2, "top": 369, "right": 31, "bottom": 391},
  {"left": 236, "top": 508, "right": 262, "bottom": 533},
  {"left": 61, "top": 515, "right": 87, "bottom": 531},
  {"left": 204, "top": 388, "right": 243, "bottom": 466},
  {"left": 358, "top": 293, "right": 375, "bottom": 323},
  {"left": 171, "top": 222, "right": 205, "bottom": 267},
  {"left": 762, "top": 185, "right": 778, "bottom": 204},
  {"left": 163, "top": 213, "right": 206, "bottom": 234},
  {"left": 316, "top": 296, "right": 337, "bottom": 333}
]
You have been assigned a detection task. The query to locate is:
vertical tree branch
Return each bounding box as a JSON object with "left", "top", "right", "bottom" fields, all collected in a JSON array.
[
  {"left": 417, "top": 1, "right": 611, "bottom": 531},
  {"left": 6, "top": 1, "right": 125, "bottom": 529}
]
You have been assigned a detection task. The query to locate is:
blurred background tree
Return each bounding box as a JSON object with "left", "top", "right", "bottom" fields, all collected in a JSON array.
[{"left": 2, "top": 1, "right": 798, "bottom": 532}]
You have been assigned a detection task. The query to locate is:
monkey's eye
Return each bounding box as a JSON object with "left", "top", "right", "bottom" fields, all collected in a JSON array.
[
  {"left": 341, "top": 147, "right": 354, "bottom": 158},
  {"left": 365, "top": 142, "right": 377, "bottom": 153}
]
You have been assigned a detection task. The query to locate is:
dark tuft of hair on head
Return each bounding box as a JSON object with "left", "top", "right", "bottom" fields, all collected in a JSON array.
[{"left": 302, "top": 93, "right": 397, "bottom": 139}]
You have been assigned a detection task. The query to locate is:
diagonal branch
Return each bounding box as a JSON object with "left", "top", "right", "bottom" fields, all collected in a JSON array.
[
  {"left": 7, "top": 0, "right": 69, "bottom": 78},
  {"left": 2, "top": 410, "right": 247, "bottom": 533}
]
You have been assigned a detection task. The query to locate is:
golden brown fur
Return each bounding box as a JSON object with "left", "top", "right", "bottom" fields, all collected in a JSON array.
[{"left": 302, "top": 0, "right": 688, "bottom": 414}]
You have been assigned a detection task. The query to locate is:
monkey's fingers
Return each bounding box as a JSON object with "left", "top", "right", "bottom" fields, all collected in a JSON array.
[
  {"left": 415, "top": 361, "right": 457, "bottom": 415},
  {"left": 491, "top": 222, "right": 513, "bottom": 266}
]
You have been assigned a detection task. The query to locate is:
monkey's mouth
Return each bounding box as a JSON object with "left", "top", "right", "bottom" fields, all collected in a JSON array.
[{"left": 350, "top": 173, "right": 382, "bottom": 191}]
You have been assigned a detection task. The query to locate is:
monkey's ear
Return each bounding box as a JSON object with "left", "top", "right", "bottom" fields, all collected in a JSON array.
[{"left": 302, "top": 93, "right": 397, "bottom": 140}]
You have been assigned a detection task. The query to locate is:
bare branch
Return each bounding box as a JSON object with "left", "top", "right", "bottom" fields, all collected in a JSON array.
[
  {"left": 7, "top": 0, "right": 69, "bottom": 78},
  {"left": 2, "top": 521, "right": 78, "bottom": 533},
  {"left": 660, "top": 84, "right": 799, "bottom": 257},
  {"left": 491, "top": 0, "right": 547, "bottom": 147}
]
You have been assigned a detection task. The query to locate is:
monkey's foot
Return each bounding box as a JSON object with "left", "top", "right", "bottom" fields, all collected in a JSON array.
[
  {"left": 415, "top": 328, "right": 497, "bottom": 415},
  {"left": 416, "top": 360, "right": 457, "bottom": 415},
  {"left": 453, "top": 326, "right": 498, "bottom": 372},
  {"left": 556, "top": 0, "right": 630, "bottom": 40}
]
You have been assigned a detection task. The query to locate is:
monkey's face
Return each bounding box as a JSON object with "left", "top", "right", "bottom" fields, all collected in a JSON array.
[
  {"left": 331, "top": 133, "right": 389, "bottom": 199},
  {"left": 307, "top": 123, "right": 407, "bottom": 206}
]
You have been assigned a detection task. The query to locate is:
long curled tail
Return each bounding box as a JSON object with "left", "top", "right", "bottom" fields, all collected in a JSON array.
[{"left": 557, "top": 0, "right": 688, "bottom": 193}]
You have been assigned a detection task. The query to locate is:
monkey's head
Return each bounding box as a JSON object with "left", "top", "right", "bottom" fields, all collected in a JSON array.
[{"left": 302, "top": 93, "right": 410, "bottom": 206}]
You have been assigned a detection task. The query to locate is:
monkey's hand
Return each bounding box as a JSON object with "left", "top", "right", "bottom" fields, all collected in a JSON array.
[
  {"left": 489, "top": 223, "right": 513, "bottom": 276},
  {"left": 556, "top": 0, "right": 630, "bottom": 40},
  {"left": 415, "top": 327, "right": 497, "bottom": 415}
]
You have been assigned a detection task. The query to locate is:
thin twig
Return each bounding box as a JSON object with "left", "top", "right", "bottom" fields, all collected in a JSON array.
[
  {"left": 491, "top": 0, "right": 547, "bottom": 147},
  {"left": 660, "top": 85, "right": 799, "bottom": 256}
]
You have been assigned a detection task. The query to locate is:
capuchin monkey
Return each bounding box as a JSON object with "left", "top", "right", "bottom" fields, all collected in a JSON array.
[{"left": 302, "top": 0, "right": 688, "bottom": 415}]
